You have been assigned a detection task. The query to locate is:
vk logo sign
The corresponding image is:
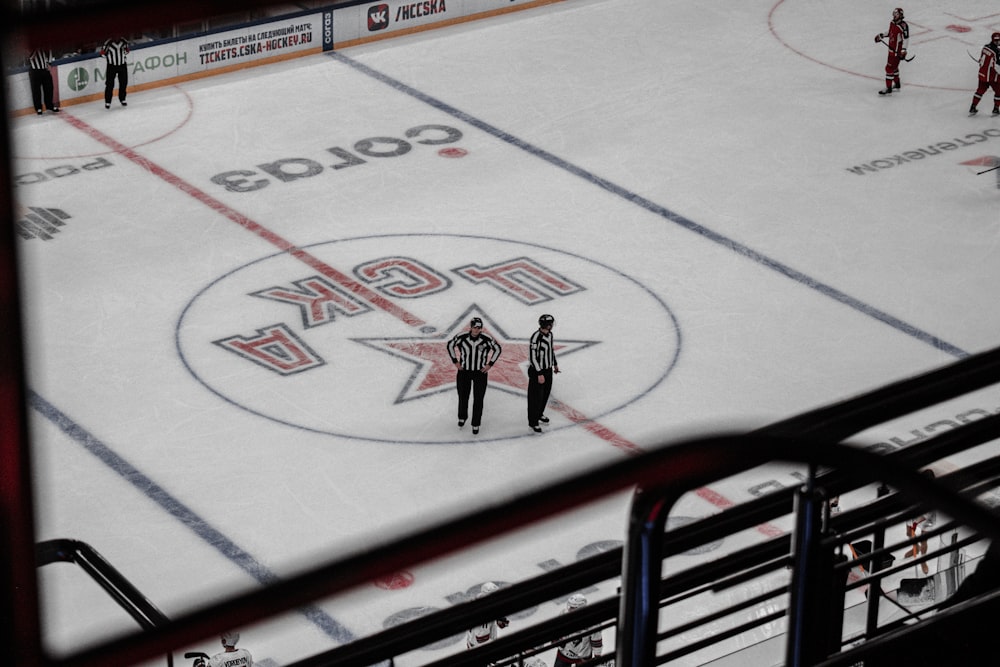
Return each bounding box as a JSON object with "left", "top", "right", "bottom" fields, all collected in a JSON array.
[{"left": 368, "top": 4, "right": 389, "bottom": 31}]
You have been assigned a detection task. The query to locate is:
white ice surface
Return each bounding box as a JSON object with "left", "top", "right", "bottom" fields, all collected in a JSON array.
[{"left": 10, "top": 0, "right": 1000, "bottom": 664}]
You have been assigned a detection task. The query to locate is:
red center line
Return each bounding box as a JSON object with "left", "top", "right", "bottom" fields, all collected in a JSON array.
[
  {"left": 58, "top": 112, "right": 427, "bottom": 330},
  {"left": 549, "top": 398, "right": 644, "bottom": 455}
]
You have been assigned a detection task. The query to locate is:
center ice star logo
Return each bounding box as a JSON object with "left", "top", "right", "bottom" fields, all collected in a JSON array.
[
  {"left": 177, "top": 233, "right": 681, "bottom": 443},
  {"left": 353, "top": 307, "right": 597, "bottom": 403}
]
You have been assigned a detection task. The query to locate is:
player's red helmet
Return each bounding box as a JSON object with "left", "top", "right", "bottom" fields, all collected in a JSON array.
[
  {"left": 893, "top": 7, "right": 904, "bottom": 19},
  {"left": 993, "top": 32, "right": 1000, "bottom": 43}
]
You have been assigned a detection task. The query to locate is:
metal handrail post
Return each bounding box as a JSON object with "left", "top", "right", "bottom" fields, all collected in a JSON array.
[
  {"left": 785, "top": 474, "right": 829, "bottom": 667},
  {"left": 617, "top": 488, "right": 674, "bottom": 667},
  {"left": 864, "top": 484, "right": 892, "bottom": 639}
]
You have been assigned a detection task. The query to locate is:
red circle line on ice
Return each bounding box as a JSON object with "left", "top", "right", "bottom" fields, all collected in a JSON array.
[
  {"left": 16, "top": 87, "right": 195, "bottom": 161},
  {"left": 768, "top": 0, "right": 984, "bottom": 92}
]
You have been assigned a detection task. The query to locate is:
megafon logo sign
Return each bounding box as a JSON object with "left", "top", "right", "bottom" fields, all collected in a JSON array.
[
  {"left": 67, "top": 67, "right": 90, "bottom": 92},
  {"left": 368, "top": 4, "right": 389, "bottom": 31}
]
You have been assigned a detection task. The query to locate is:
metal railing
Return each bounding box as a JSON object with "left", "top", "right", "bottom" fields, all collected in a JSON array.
[{"left": 20, "top": 346, "right": 1000, "bottom": 666}]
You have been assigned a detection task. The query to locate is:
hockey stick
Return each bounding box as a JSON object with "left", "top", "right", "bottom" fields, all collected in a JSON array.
[
  {"left": 877, "top": 38, "right": 915, "bottom": 61},
  {"left": 968, "top": 50, "right": 981, "bottom": 63},
  {"left": 977, "top": 164, "right": 1000, "bottom": 176}
]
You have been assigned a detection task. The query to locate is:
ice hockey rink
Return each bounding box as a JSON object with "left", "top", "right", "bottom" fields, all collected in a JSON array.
[{"left": 8, "top": 0, "right": 1000, "bottom": 665}]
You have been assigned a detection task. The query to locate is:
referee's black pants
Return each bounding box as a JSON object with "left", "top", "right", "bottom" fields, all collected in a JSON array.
[
  {"left": 527, "top": 368, "right": 553, "bottom": 427},
  {"left": 29, "top": 68, "right": 55, "bottom": 112},
  {"left": 105, "top": 63, "right": 128, "bottom": 104},
  {"left": 456, "top": 369, "right": 488, "bottom": 427}
]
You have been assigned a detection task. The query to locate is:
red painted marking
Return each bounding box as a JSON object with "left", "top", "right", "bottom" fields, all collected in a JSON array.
[
  {"left": 58, "top": 112, "right": 427, "bottom": 330},
  {"left": 946, "top": 24, "right": 972, "bottom": 33},
  {"left": 962, "top": 156, "right": 1000, "bottom": 167},
  {"left": 549, "top": 398, "right": 643, "bottom": 456},
  {"left": 373, "top": 571, "right": 414, "bottom": 590},
  {"left": 438, "top": 147, "right": 468, "bottom": 158},
  {"left": 695, "top": 487, "right": 785, "bottom": 537},
  {"left": 16, "top": 87, "right": 196, "bottom": 161}
]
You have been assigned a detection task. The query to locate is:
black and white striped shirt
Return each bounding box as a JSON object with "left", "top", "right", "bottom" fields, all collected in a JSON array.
[
  {"left": 101, "top": 38, "right": 130, "bottom": 65},
  {"left": 447, "top": 332, "right": 501, "bottom": 371},
  {"left": 27, "top": 49, "right": 53, "bottom": 70},
  {"left": 529, "top": 329, "right": 557, "bottom": 371}
]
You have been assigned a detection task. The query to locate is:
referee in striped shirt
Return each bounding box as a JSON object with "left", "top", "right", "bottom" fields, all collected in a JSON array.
[
  {"left": 446, "top": 317, "right": 501, "bottom": 435},
  {"left": 27, "top": 48, "right": 59, "bottom": 115},
  {"left": 527, "top": 314, "right": 558, "bottom": 433},
  {"left": 100, "top": 36, "right": 130, "bottom": 108}
]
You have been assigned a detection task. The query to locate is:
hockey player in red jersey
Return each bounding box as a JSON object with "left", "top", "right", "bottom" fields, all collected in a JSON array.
[
  {"left": 969, "top": 32, "right": 1000, "bottom": 115},
  {"left": 875, "top": 7, "right": 908, "bottom": 95}
]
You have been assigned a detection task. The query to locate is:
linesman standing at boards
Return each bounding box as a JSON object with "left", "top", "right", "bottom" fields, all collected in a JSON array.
[
  {"left": 27, "top": 48, "right": 59, "bottom": 115},
  {"left": 447, "top": 317, "right": 501, "bottom": 435},
  {"left": 101, "top": 36, "right": 130, "bottom": 108},
  {"left": 527, "top": 314, "right": 558, "bottom": 433}
]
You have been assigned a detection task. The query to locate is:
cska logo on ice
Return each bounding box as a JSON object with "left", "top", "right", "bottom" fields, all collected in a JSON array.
[{"left": 177, "top": 235, "right": 680, "bottom": 444}]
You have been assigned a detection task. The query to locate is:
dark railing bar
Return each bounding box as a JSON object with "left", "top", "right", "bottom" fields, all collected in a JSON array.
[
  {"left": 814, "top": 410, "right": 1000, "bottom": 506},
  {"left": 708, "top": 556, "right": 794, "bottom": 594},
  {"left": 660, "top": 541, "right": 792, "bottom": 605},
  {"left": 820, "top": 587, "right": 1000, "bottom": 666},
  {"left": 659, "top": 584, "right": 789, "bottom": 639},
  {"left": 414, "top": 598, "right": 617, "bottom": 667},
  {"left": 36, "top": 540, "right": 171, "bottom": 631},
  {"left": 760, "top": 346, "right": 1000, "bottom": 443},
  {"left": 828, "top": 518, "right": 962, "bottom": 560},
  {"left": 294, "top": 549, "right": 620, "bottom": 667},
  {"left": 292, "top": 436, "right": 1000, "bottom": 664},
  {"left": 658, "top": 607, "right": 787, "bottom": 665},
  {"left": 639, "top": 378, "right": 1000, "bottom": 576},
  {"left": 842, "top": 533, "right": 982, "bottom": 594},
  {"left": 618, "top": 437, "right": 1000, "bottom": 667},
  {"left": 660, "top": 410, "right": 1000, "bottom": 569}
]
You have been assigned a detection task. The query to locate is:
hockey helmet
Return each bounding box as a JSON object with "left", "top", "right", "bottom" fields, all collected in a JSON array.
[
  {"left": 470, "top": 317, "right": 483, "bottom": 328},
  {"left": 538, "top": 314, "right": 555, "bottom": 328},
  {"left": 566, "top": 594, "right": 588, "bottom": 609},
  {"left": 221, "top": 631, "right": 240, "bottom": 647},
  {"left": 993, "top": 32, "right": 1000, "bottom": 43},
  {"left": 893, "top": 7, "right": 904, "bottom": 19}
]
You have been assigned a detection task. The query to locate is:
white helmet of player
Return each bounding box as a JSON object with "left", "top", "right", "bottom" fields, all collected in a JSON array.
[
  {"left": 221, "top": 631, "right": 240, "bottom": 647},
  {"left": 478, "top": 581, "right": 499, "bottom": 598},
  {"left": 566, "top": 594, "right": 588, "bottom": 610}
]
